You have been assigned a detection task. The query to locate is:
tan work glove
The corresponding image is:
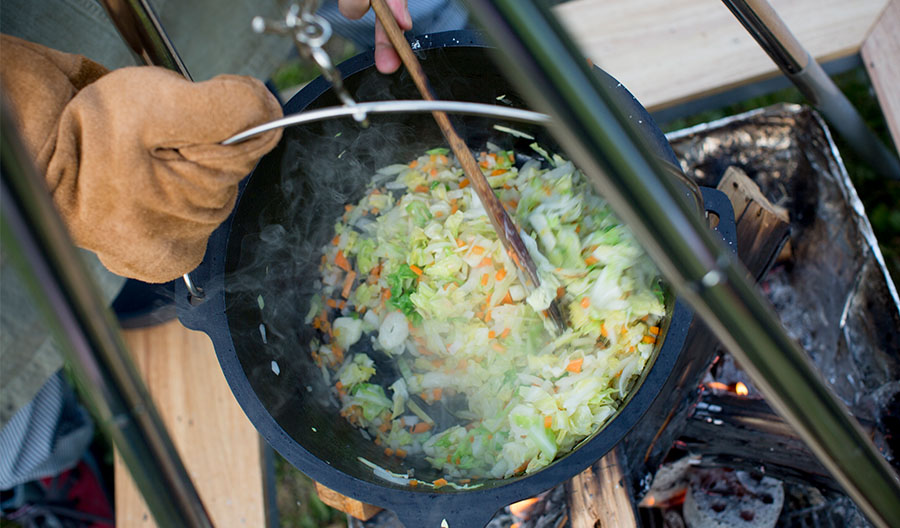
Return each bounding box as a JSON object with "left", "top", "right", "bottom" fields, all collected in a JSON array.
[{"left": 1, "top": 34, "right": 283, "bottom": 283}]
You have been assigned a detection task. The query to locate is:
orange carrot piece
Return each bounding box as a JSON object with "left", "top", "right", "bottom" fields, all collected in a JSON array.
[
  {"left": 484, "top": 310, "right": 492, "bottom": 323},
  {"left": 642, "top": 335, "right": 657, "bottom": 344},
  {"left": 395, "top": 449, "right": 407, "bottom": 458},
  {"left": 430, "top": 168, "right": 438, "bottom": 178},
  {"left": 412, "top": 422, "right": 432, "bottom": 434},
  {"left": 433, "top": 478, "right": 448, "bottom": 488},
  {"left": 384, "top": 448, "right": 394, "bottom": 457},
  {"left": 557, "top": 286, "right": 566, "bottom": 299},
  {"left": 456, "top": 238, "right": 466, "bottom": 248},
  {"left": 496, "top": 269, "right": 507, "bottom": 280},
  {"left": 438, "top": 154, "right": 449, "bottom": 165},
  {"left": 490, "top": 168, "right": 505, "bottom": 176},
  {"left": 414, "top": 185, "right": 429, "bottom": 193},
  {"left": 580, "top": 297, "right": 590, "bottom": 309},
  {"left": 433, "top": 388, "right": 443, "bottom": 400},
  {"left": 481, "top": 274, "right": 489, "bottom": 286},
  {"left": 649, "top": 326, "right": 660, "bottom": 335},
  {"left": 409, "top": 479, "right": 419, "bottom": 487},
  {"left": 326, "top": 298, "right": 337, "bottom": 308},
  {"left": 502, "top": 291, "right": 513, "bottom": 304},
  {"left": 471, "top": 245, "right": 485, "bottom": 255},
  {"left": 544, "top": 415, "right": 553, "bottom": 429},
  {"left": 566, "top": 358, "right": 584, "bottom": 373},
  {"left": 382, "top": 288, "right": 392, "bottom": 300},
  {"left": 500, "top": 328, "right": 510, "bottom": 338},
  {"left": 410, "top": 264, "right": 424, "bottom": 276},
  {"left": 478, "top": 257, "right": 492, "bottom": 268},
  {"left": 491, "top": 343, "right": 505, "bottom": 353},
  {"left": 459, "top": 178, "right": 470, "bottom": 189},
  {"left": 342, "top": 271, "right": 356, "bottom": 299},
  {"left": 335, "top": 250, "right": 351, "bottom": 272},
  {"left": 489, "top": 330, "right": 496, "bottom": 339},
  {"left": 409, "top": 159, "right": 419, "bottom": 168},
  {"left": 601, "top": 323, "right": 608, "bottom": 337},
  {"left": 585, "top": 256, "right": 599, "bottom": 266},
  {"left": 332, "top": 235, "right": 341, "bottom": 245}
]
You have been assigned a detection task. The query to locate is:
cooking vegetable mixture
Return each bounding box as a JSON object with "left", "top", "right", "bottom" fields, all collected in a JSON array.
[{"left": 306, "top": 141, "right": 665, "bottom": 488}]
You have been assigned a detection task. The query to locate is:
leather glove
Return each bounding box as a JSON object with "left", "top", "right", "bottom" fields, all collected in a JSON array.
[{"left": 1, "top": 34, "right": 283, "bottom": 283}]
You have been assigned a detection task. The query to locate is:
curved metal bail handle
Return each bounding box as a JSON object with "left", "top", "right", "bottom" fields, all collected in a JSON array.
[{"left": 253, "top": 4, "right": 368, "bottom": 124}]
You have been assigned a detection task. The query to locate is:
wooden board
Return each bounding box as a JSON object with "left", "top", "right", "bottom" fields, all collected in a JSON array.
[
  {"left": 114, "top": 320, "right": 266, "bottom": 528},
  {"left": 565, "top": 447, "right": 637, "bottom": 528},
  {"left": 862, "top": 0, "right": 900, "bottom": 152},
  {"left": 554, "top": 0, "right": 889, "bottom": 111}
]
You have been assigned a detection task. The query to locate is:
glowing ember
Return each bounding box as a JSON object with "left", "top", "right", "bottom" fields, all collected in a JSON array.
[
  {"left": 509, "top": 497, "right": 540, "bottom": 518},
  {"left": 706, "top": 381, "right": 730, "bottom": 391},
  {"left": 735, "top": 382, "right": 749, "bottom": 396}
]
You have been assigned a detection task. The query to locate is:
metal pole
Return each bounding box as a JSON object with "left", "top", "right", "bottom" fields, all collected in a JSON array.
[
  {"left": 721, "top": 0, "right": 900, "bottom": 181},
  {"left": 95, "top": 0, "right": 206, "bottom": 300},
  {"left": 0, "top": 98, "right": 214, "bottom": 527},
  {"left": 462, "top": 2, "right": 900, "bottom": 526},
  {"left": 95, "top": 0, "right": 192, "bottom": 80}
]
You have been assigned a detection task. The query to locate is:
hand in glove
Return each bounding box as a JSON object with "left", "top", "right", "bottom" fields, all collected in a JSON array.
[{"left": 1, "top": 34, "right": 283, "bottom": 283}]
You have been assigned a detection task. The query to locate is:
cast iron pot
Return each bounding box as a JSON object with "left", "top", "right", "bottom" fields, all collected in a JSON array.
[{"left": 177, "top": 31, "right": 734, "bottom": 527}]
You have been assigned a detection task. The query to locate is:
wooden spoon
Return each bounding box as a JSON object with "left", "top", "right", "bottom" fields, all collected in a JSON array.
[{"left": 369, "top": 0, "right": 566, "bottom": 333}]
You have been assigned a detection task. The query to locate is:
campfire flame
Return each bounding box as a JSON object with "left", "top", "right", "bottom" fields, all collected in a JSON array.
[
  {"left": 735, "top": 382, "right": 749, "bottom": 396},
  {"left": 509, "top": 497, "right": 540, "bottom": 518},
  {"left": 705, "top": 381, "right": 750, "bottom": 396}
]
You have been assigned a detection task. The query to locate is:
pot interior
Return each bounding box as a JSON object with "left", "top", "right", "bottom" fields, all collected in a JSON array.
[{"left": 222, "top": 42, "right": 680, "bottom": 491}]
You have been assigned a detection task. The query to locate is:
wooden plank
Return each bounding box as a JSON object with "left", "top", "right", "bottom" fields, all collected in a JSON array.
[
  {"left": 114, "top": 320, "right": 266, "bottom": 528},
  {"left": 862, "top": 0, "right": 900, "bottom": 151},
  {"left": 554, "top": 0, "right": 888, "bottom": 111},
  {"left": 565, "top": 447, "right": 637, "bottom": 528}
]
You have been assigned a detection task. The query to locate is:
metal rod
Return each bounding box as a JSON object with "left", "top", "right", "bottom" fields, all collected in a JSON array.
[
  {"left": 721, "top": 0, "right": 900, "bottom": 181},
  {"left": 95, "top": 0, "right": 201, "bottom": 297},
  {"left": 462, "top": 2, "right": 900, "bottom": 526},
  {"left": 222, "top": 100, "right": 552, "bottom": 145},
  {"left": 95, "top": 0, "right": 192, "bottom": 79},
  {"left": 0, "top": 98, "right": 213, "bottom": 527}
]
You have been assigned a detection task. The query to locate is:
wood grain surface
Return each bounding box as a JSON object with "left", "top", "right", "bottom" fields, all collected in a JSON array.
[
  {"left": 862, "top": 0, "right": 900, "bottom": 151},
  {"left": 114, "top": 320, "right": 266, "bottom": 528},
  {"left": 554, "top": 0, "right": 888, "bottom": 111}
]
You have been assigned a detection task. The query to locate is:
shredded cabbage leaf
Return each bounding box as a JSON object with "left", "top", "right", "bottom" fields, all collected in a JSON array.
[{"left": 306, "top": 145, "right": 666, "bottom": 486}]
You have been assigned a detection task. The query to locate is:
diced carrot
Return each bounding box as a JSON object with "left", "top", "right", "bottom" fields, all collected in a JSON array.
[
  {"left": 430, "top": 168, "right": 438, "bottom": 177},
  {"left": 409, "top": 159, "right": 419, "bottom": 168},
  {"left": 581, "top": 297, "right": 590, "bottom": 309},
  {"left": 379, "top": 422, "right": 390, "bottom": 433},
  {"left": 396, "top": 449, "right": 407, "bottom": 458},
  {"left": 489, "top": 153, "right": 498, "bottom": 160},
  {"left": 382, "top": 288, "right": 392, "bottom": 300},
  {"left": 491, "top": 343, "right": 505, "bottom": 353},
  {"left": 414, "top": 185, "right": 429, "bottom": 193},
  {"left": 585, "top": 256, "right": 599, "bottom": 266},
  {"left": 502, "top": 291, "right": 513, "bottom": 304},
  {"left": 507, "top": 199, "right": 519, "bottom": 209},
  {"left": 489, "top": 330, "right": 496, "bottom": 339},
  {"left": 438, "top": 154, "right": 449, "bottom": 165},
  {"left": 649, "top": 326, "right": 660, "bottom": 335},
  {"left": 433, "top": 388, "right": 443, "bottom": 400},
  {"left": 384, "top": 448, "right": 394, "bottom": 457},
  {"left": 326, "top": 298, "right": 337, "bottom": 308},
  {"left": 484, "top": 310, "right": 492, "bottom": 323},
  {"left": 475, "top": 311, "right": 484, "bottom": 319},
  {"left": 410, "top": 264, "right": 424, "bottom": 276},
  {"left": 331, "top": 344, "right": 344, "bottom": 364},
  {"left": 342, "top": 271, "right": 356, "bottom": 299},
  {"left": 370, "top": 207, "right": 379, "bottom": 215},
  {"left": 412, "top": 422, "right": 433, "bottom": 434},
  {"left": 409, "top": 479, "right": 419, "bottom": 487},
  {"left": 544, "top": 415, "right": 553, "bottom": 428},
  {"left": 478, "top": 257, "right": 493, "bottom": 267},
  {"left": 335, "top": 381, "right": 343, "bottom": 390},
  {"left": 344, "top": 204, "right": 354, "bottom": 212},
  {"left": 338, "top": 300, "right": 346, "bottom": 310},
  {"left": 450, "top": 198, "right": 459, "bottom": 214},
  {"left": 601, "top": 323, "right": 608, "bottom": 337},
  {"left": 433, "top": 478, "right": 448, "bottom": 488},
  {"left": 490, "top": 168, "right": 505, "bottom": 176},
  {"left": 455, "top": 456, "right": 461, "bottom": 465},
  {"left": 358, "top": 306, "right": 367, "bottom": 314},
  {"left": 479, "top": 274, "right": 488, "bottom": 287},
  {"left": 557, "top": 287, "right": 566, "bottom": 299},
  {"left": 500, "top": 328, "right": 510, "bottom": 338},
  {"left": 471, "top": 245, "right": 485, "bottom": 255},
  {"left": 514, "top": 460, "right": 530, "bottom": 474},
  {"left": 479, "top": 160, "right": 489, "bottom": 168},
  {"left": 510, "top": 251, "right": 520, "bottom": 266},
  {"left": 332, "top": 235, "right": 341, "bottom": 246},
  {"left": 642, "top": 335, "right": 658, "bottom": 344},
  {"left": 335, "top": 250, "right": 351, "bottom": 272},
  {"left": 456, "top": 238, "right": 465, "bottom": 248},
  {"left": 374, "top": 436, "right": 381, "bottom": 446},
  {"left": 459, "top": 178, "right": 470, "bottom": 189},
  {"left": 496, "top": 269, "right": 507, "bottom": 280},
  {"left": 566, "top": 358, "right": 584, "bottom": 373},
  {"left": 508, "top": 153, "right": 515, "bottom": 162},
  {"left": 575, "top": 225, "right": 581, "bottom": 233},
  {"left": 503, "top": 183, "right": 512, "bottom": 190}
]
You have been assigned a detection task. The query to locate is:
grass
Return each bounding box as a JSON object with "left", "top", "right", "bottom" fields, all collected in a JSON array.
[{"left": 659, "top": 67, "right": 900, "bottom": 282}]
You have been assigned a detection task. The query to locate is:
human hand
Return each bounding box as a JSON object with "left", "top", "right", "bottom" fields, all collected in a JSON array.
[
  {"left": 338, "top": 0, "right": 412, "bottom": 74},
  {"left": 2, "top": 35, "right": 283, "bottom": 283}
]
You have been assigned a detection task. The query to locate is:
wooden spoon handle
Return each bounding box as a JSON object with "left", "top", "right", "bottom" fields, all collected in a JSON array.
[{"left": 370, "top": 0, "right": 566, "bottom": 332}]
